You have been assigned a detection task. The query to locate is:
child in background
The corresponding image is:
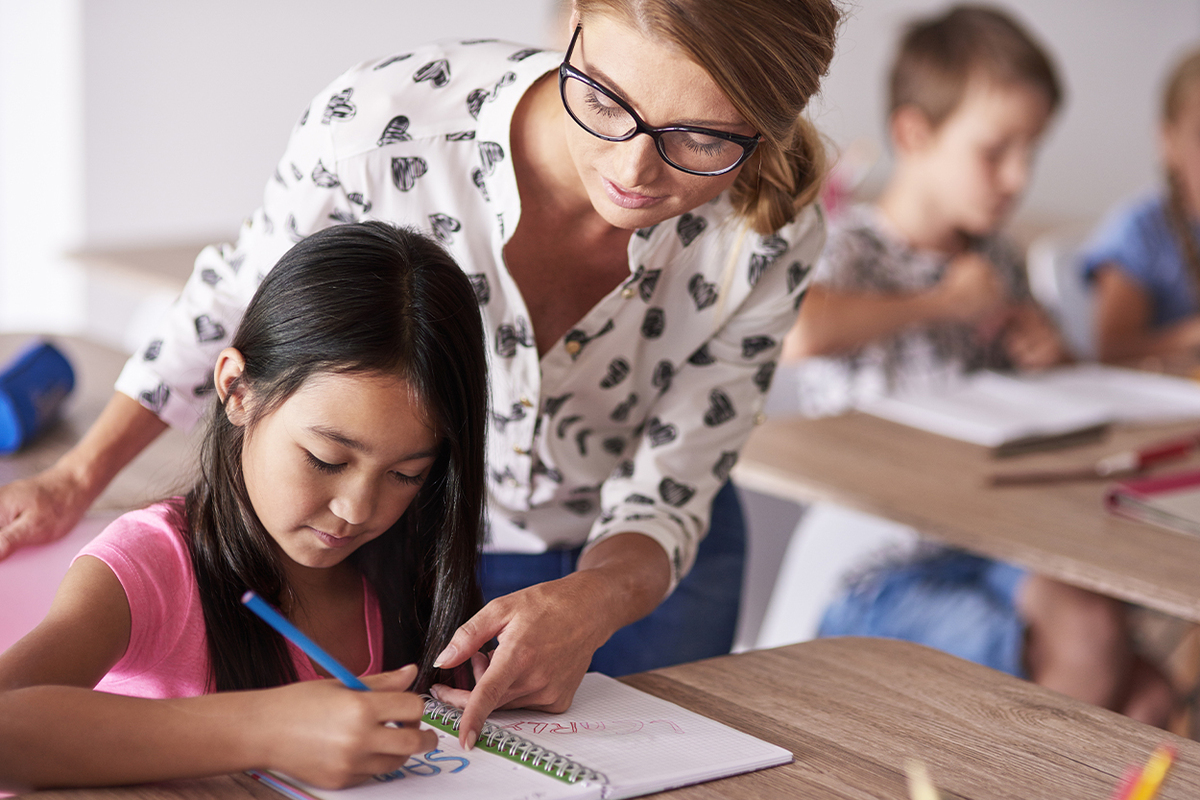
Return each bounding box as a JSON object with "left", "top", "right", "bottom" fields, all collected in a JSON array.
[
  {"left": 782, "top": 5, "right": 1174, "bottom": 725},
  {"left": 1085, "top": 47, "right": 1200, "bottom": 362},
  {"left": 0, "top": 222, "right": 489, "bottom": 790}
]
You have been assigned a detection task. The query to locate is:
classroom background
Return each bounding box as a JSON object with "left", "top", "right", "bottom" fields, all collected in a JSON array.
[{"left": 1, "top": 0, "right": 1199, "bottom": 653}]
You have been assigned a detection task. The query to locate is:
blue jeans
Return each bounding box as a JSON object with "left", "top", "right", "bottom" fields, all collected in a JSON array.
[
  {"left": 479, "top": 482, "right": 746, "bottom": 676},
  {"left": 818, "top": 548, "right": 1030, "bottom": 678}
]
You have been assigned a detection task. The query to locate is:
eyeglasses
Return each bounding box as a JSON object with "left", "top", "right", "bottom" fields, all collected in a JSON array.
[{"left": 558, "top": 25, "right": 761, "bottom": 177}]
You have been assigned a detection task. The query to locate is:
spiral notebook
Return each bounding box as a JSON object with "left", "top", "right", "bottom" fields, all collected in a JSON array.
[{"left": 251, "top": 672, "right": 791, "bottom": 800}]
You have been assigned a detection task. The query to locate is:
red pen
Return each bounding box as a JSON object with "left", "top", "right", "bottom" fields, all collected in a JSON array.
[{"left": 991, "top": 431, "right": 1200, "bottom": 486}]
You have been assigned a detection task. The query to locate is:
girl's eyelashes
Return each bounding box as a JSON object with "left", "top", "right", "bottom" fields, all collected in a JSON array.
[
  {"left": 304, "top": 451, "right": 346, "bottom": 474},
  {"left": 391, "top": 470, "right": 426, "bottom": 486}
]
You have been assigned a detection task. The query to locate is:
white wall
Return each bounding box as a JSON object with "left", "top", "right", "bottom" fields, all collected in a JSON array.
[
  {"left": 814, "top": 0, "right": 1200, "bottom": 226},
  {"left": 3, "top": 1, "right": 1199, "bottom": 332}
]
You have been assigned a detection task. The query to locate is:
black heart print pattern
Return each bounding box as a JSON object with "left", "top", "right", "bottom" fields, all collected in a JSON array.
[
  {"left": 602, "top": 437, "right": 626, "bottom": 456},
  {"left": 495, "top": 316, "right": 534, "bottom": 358},
  {"left": 713, "top": 451, "right": 738, "bottom": 482},
  {"left": 615, "top": 460, "right": 635, "bottom": 479},
  {"left": 391, "top": 157, "right": 428, "bottom": 191},
  {"left": 747, "top": 254, "right": 770, "bottom": 289},
  {"left": 471, "top": 168, "right": 489, "bottom": 200},
  {"left": 478, "top": 141, "right": 505, "bottom": 177},
  {"left": 531, "top": 460, "right": 564, "bottom": 483},
  {"left": 491, "top": 402, "right": 526, "bottom": 433},
  {"left": 609, "top": 392, "right": 638, "bottom": 422},
  {"left": 676, "top": 213, "right": 707, "bottom": 247},
  {"left": 626, "top": 494, "right": 656, "bottom": 505},
  {"left": 291, "top": 163, "right": 304, "bottom": 182},
  {"left": 635, "top": 223, "right": 660, "bottom": 240},
  {"left": 298, "top": 107, "right": 309, "bottom": 127},
  {"left": 794, "top": 287, "right": 808, "bottom": 311},
  {"left": 687, "top": 274, "right": 718, "bottom": 311},
  {"left": 466, "top": 72, "right": 517, "bottom": 119},
  {"left": 321, "top": 88, "right": 356, "bottom": 124},
  {"left": 428, "top": 213, "right": 461, "bottom": 244},
  {"left": 311, "top": 160, "right": 340, "bottom": 188},
  {"left": 446, "top": 131, "right": 476, "bottom": 141},
  {"left": 140, "top": 383, "right": 169, "bottom": 415},
  {"left": 193, "top": 374, "right": 216, "bottom": 397},
  {"left": 598, "top": 508, "right": 616, "bottom": 524},
  {"left": 544, "top": 393, "right": 573, "bottom": 418},
  {"left": 329, "top": 209, "right": 358, "bottom": 225},
  {"left": 703, "top": 389, "right": 736, "bottom": 426},
  {"left": 564, "top": 498, "right": 594, "bottom": 516},
  {"left": 688, "top": 345, "right": 716, "bottom": 366},
  {"left": 413, "top": 59, "right": 451, "bottom": 88},
  {"left": 200, "top": 269, "right": 220, "bottom": 287},
  {"left": 508, "top": 48, "right": 543, "bottom": 61},
  {"left": 646, "top": 417, "right": 678, "bottom": 447},
  {"left": 468, "top": 274, "right": 490, "bottom": 305},
  {"left": 787, "top": 261, "right": 811, "bottom": 293},
  {"left": 599, "top": 357, "right": 630, "bottom": 389},
  {"left": 563, "top": 319, "right": 614, "bottom": 360},
  {"left": 373, "top": 53, "right": 413, "bottom": 70},
  {"left": 658, "top": 477, "right": 696, "bottom": 508},
  {"left": 754, "top": 361, "right": 776, "bottom": 393},
  {"left": 741, "top": 335, "right": 775, "bottom": 359},
  {"left": 575, "top": 429, "right": 592, "bottom": 456},
  {"left": 273, "top": 168, "right": 286, "bottom": 185},
  {"left": 347, "top": 192, "right": 372, "bottom": 213},
  {"left": 637, "top": 269, "right": 662, "bottom": 301},
  {"left": 194, "top": 315, "right": 226, "bottom": 343},
  {"left": 652, "top": 360, "right": 674, "bottom": 393},
  {"left": 143, "top": 339, "right": 163, "bottom": 361},
  {"left": 377, "top": 115, "right": 412, "bottom": 146},
  {"left": 641, "top": 307, "right": 665, "bottom": 339},
  {"left": 286, "top": 215, "right": 304, "bottom": 242},
  {"left": 556, "top": 414, "right": 582, "bottom": 439}
]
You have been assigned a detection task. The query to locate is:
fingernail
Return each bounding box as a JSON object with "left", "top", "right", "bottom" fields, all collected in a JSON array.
[
  {"left": 429, "top": 684, "right": 445, "bottom": 701},
  {"left": 465, "top": 729, "right": 478, "bottom": 750},
  {"left": 433, "top": 644, "right": 457, "bottom": 668}
]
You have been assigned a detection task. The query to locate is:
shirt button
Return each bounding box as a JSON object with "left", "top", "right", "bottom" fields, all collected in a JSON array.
[
  {"left": 513, "top": 445, "right": 530, "bottom": 456},
  {"left": 754, "top": 412, "right": 767, "bottom": 425},
  {"left": 621, "top": 286, "right": 636, "bottom": 299},
  {"left": 519, "top": 396, "right": 534, "bottom": 408},
  {"left": 565, "top": 340, "right": 582, "bottom": 356},
  {"left": 507, "top": 477, "right": 519, "bottom": 487}
]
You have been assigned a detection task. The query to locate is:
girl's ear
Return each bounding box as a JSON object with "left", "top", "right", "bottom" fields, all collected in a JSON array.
[{"left": 214, "top": 347, "right": 250, "bottom": 426}]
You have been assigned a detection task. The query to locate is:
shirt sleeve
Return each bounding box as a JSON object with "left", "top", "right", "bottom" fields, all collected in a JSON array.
[
  {"left": 1079, "top": 198, "right": 1158, "bottom": 287},
  {"left": 114, "top": 70, "right": 364, "bottom": 431},
  {"left": 587, "top": 207, "right": 826, "bottom": 589}
]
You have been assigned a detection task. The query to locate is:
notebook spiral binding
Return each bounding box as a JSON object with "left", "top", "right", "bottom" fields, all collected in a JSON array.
[{"left": 422, "top": 696, "right": 608, "bottom": 785}]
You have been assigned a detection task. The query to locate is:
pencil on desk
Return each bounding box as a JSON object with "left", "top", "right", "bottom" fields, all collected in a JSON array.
[
  {"left": 1127, "top": 745, "right": 1175, "bottom": 800},
  {"left": 905, "top": 760, "right": 940, "bottom": 800}
]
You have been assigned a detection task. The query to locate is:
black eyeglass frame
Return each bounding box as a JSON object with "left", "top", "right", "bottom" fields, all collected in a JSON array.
[{"left": 558, "top": 25, "right": 761, "bottom": 177}]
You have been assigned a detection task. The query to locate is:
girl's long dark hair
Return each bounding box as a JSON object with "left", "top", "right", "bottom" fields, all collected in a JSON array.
[{"left": 180, "top": 221, "right": 487, "bottom": 693}]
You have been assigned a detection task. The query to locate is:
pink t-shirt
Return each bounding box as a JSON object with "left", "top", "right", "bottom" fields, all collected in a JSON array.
[{"left": 74, "top": 502, "right": 383, "bottom": 698}]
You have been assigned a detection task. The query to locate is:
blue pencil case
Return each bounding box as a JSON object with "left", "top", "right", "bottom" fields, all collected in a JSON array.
[{"left": 0, "top": 340, "right": 75, "bottom": 454}]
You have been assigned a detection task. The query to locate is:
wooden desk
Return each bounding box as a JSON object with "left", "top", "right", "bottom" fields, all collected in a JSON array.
[
  {"left": 15, "top": 637, "right": 1200, "bottom": 799},
  {"left": 734, "top": 412, "right": 1200, "bottom": 623}
]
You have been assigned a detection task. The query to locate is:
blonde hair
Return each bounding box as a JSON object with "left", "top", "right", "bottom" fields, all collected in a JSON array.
[
  {"left": 889, "top": 5, "right": 1061, "bottom": 129},
  {"left": 1161, "top": 47, "right": 1200, "bottom": 287},
  {"left": 574, "top": 0, "right": 840, "bottom": 235}
]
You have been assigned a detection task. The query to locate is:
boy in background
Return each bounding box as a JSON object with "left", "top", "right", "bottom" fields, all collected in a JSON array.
[{"left": 784, "top": 5, "right": 1173, "bottom": 725}]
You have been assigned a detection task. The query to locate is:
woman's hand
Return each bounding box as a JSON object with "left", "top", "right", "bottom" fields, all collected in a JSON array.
[
  {"left": 0, "top": 466, "right": 93, "bottom": 560},
  {"left": 255, "top": 666, "right": 438, "bottom": 789},
  {"left": 429, "top": 533, "right": 670, "bottom": 749}
]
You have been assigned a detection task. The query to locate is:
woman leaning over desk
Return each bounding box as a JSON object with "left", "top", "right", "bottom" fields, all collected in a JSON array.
[{"left": 0, "top": 0, "right": 837, "bottom": 744}]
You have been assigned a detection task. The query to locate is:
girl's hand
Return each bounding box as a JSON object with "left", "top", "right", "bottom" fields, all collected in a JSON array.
[
  {"left": 257, "top": 665, "right": 437, "bottom": 789},
  {"left": 1002, "top": 304, "right": 1071, "bottom": 369}
]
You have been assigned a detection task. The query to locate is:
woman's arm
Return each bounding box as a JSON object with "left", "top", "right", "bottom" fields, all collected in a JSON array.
[
  {"left": 1093, "top": 264, "right": 1200, "bottom": 362},
  {"left": 784, "top": 251, "right": 1009, "bottom": 359},
  {"left": 0, "top": 393, "right": 166, "bottom": 560},
  {"left": 0, "top": 557, "right": 435, "bottom": 791}
]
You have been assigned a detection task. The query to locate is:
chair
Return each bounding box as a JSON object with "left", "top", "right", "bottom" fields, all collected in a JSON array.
[{"left": 1026, "top": 231, "right": 1095, "bottom": 360}]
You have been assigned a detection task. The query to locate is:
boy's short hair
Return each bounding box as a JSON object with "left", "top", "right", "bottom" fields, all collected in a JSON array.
[{"left": 888, "top": 4, "right": 1062, "bottom": 128}]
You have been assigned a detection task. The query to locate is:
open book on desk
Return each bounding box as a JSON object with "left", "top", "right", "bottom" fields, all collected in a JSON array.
[
  {"left": 857, "top": 365, "right": 1200, "bottom": 455},
  {"left": 1105, "top": 468, "right": 1200, "bottom": 537},
  {"left": 252, "top": 672, "right": 791, "bottom": 800}
]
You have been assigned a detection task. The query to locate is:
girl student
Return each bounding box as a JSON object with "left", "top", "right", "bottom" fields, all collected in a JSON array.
[
  {"left": 0, "top": 222, "right": 488, "bottom": 790},
  {"left": 1086, "top": 46, "right": 1200, "bottom": 361},
  {"left": 0, "top": 0, "right": 840, "bottom": 746}
]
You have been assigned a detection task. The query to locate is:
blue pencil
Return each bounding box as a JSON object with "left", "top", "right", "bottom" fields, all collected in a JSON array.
[{"left": 240, "top": 590, "right": 369, "bottom": 691}]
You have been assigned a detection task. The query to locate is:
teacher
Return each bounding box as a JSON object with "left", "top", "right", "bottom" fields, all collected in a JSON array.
[{"left": 0, "top": 0, "right": 838, "bottom": 744}]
